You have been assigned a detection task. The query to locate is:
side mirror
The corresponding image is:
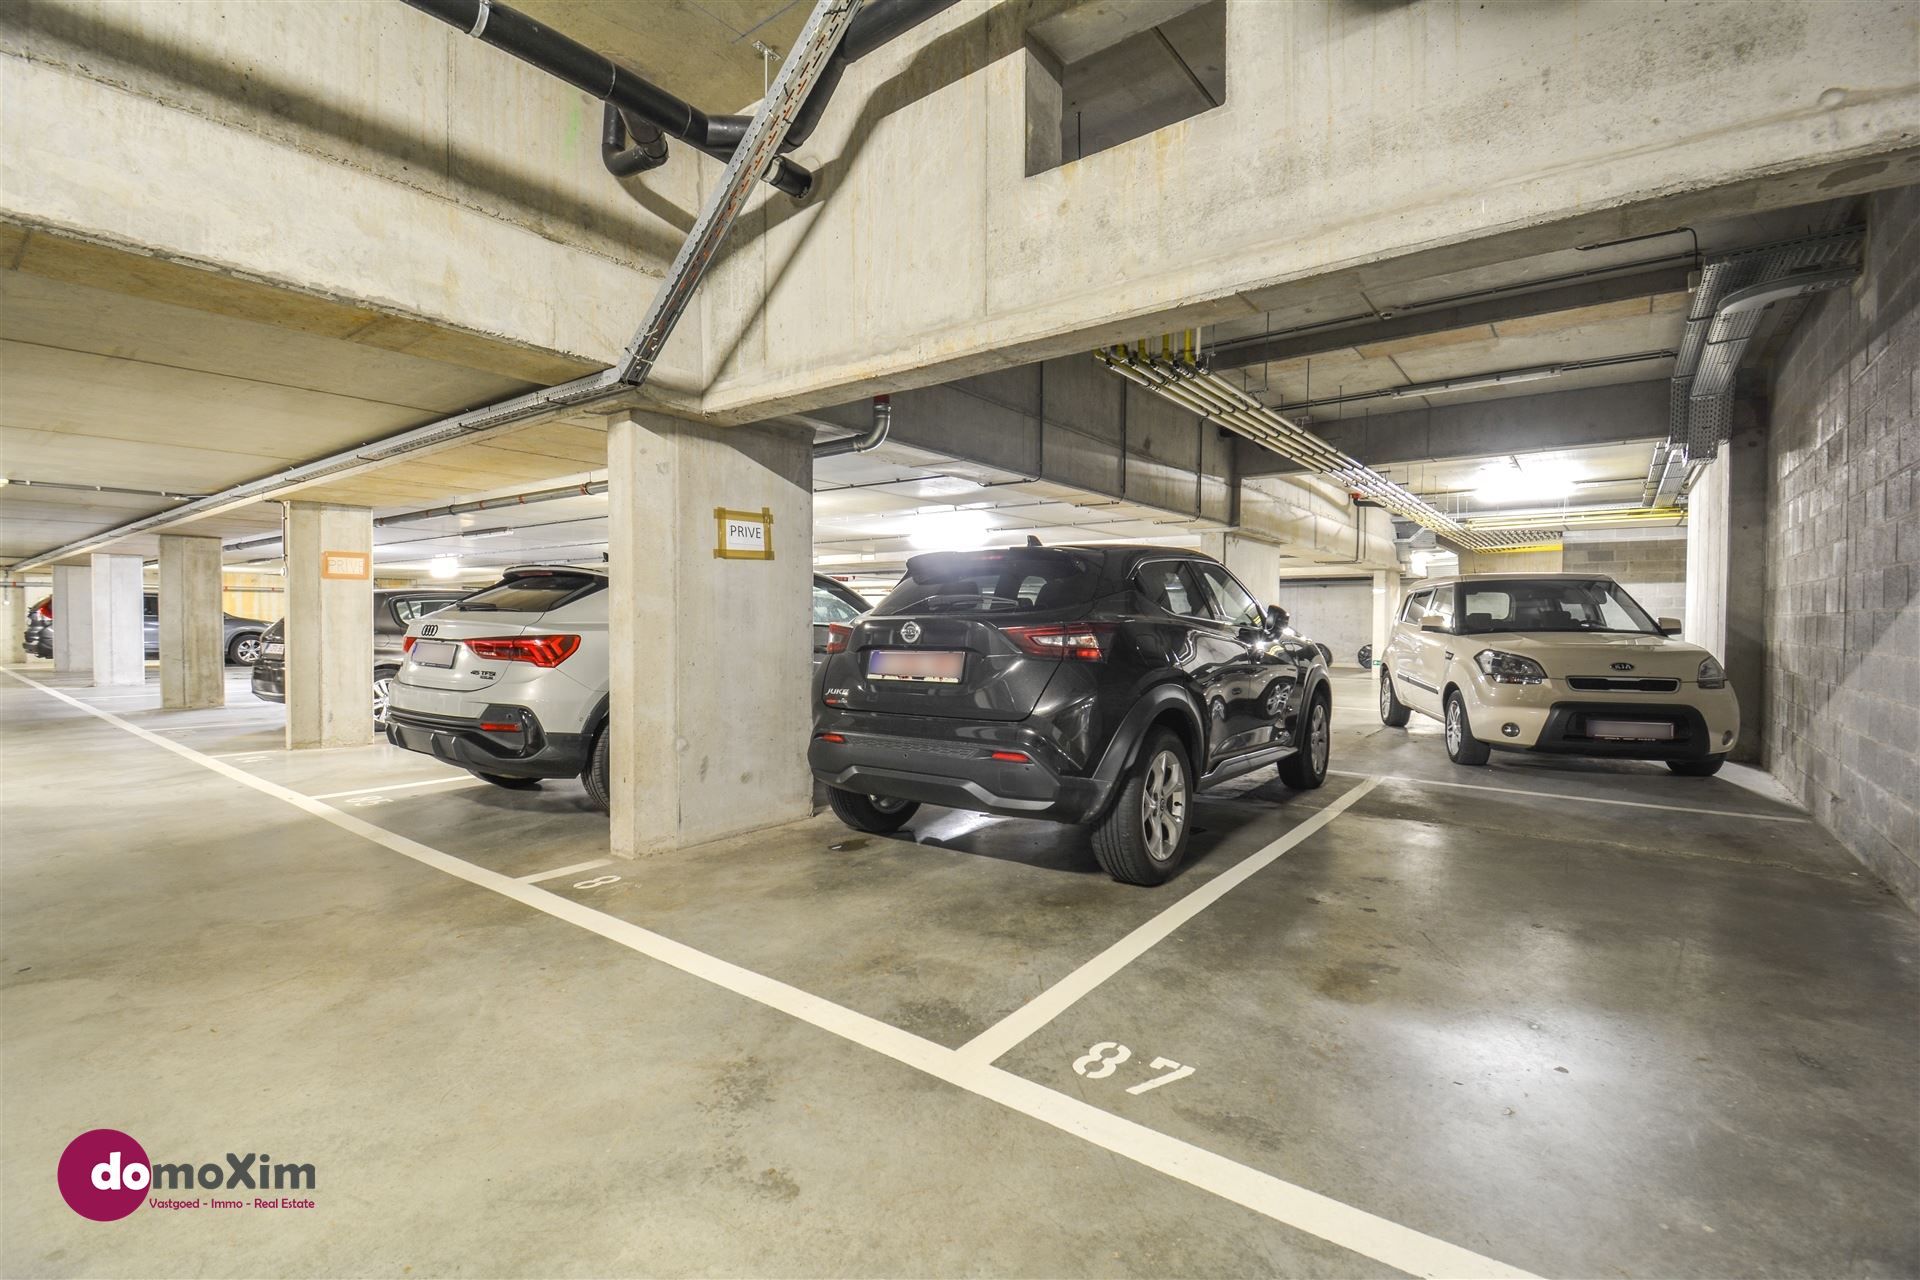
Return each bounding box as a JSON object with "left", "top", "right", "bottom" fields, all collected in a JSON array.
[
  {"left": 1420, "top": 612, "right": 1448, "bottom": 632},
  {"left": 1657, "top": 616, "right": 1683, "bottom": 636},
  {"left": 1265, "top": 604, "right": 1290, "bottom": 634}
]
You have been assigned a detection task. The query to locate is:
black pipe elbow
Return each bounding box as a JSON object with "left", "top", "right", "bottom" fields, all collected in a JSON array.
[{"left": 601, "top": 105, "right": 670, "bottom": 177}]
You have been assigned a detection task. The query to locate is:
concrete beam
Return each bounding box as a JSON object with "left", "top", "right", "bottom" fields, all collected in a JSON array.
[
  {"left": 607, "top": 412, "right": 813, "bottom": 858},
  {"left": 702, "top": 0, "right": 1919, "bottom": 418},
  {"left": 1237, "top": 380, "right": 1670, "bottom": 474},
  {"left": 51, "top": 564, "right": 89, "bottom": 673},
  {"left": 1209, "top": 264, "right": 1695, "bottom": 371},
  {"left": 159, "top": 535, "right": 224, "bottom": 709},
  {"left": 88, "top": 553, "right": 144, "bottom": 686}
]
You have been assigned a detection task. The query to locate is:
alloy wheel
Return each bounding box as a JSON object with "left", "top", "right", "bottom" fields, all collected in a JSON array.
[
  {"left": 372, "top": 676, "right": 392, "bottom": 726},
  {"left": 1378, "top": 676, "right": 1391, "bottom": 718},
  {"left": 234, "top": 636, "right": 261, "bottom": 664},
  {"left": 1310, "top": 701, "right": 1329, "bottom": 774},
  {"left": 1140, "top": 748, "right": 1188, "bottom": 863},
  {"left": 1445, "top": 699, "right": 1462, "bottom": 754}
]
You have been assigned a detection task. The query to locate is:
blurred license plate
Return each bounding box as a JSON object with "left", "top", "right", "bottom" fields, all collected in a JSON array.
[
  {"left": 868, "top": 649, "right": 964, "bottom": 683},
  {"left": 1586, "top": 718, "right": 1675, "bottom": 741},
  {"left": 262, "top": 642, "right": 284, "bottom": 657},
  {"left": 411, "top": 640, "right": 459, "bottom": 669}
]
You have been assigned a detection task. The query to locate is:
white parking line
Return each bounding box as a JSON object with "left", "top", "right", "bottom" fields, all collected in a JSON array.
[
  {"left": 3, "top": 669, "right": 1533, "bottom": 1280},
  {"left": 309, "top": 776, "right": 485, "bottom": 800},
  {"left": 1333, "top": 769, "right": 1810, "bottom": 822},
  {"left": 518, "top": 858, "right": 615, "bottom": 883},
  {"left": 957, "top": 777, "right": 1381, "bottom": 1066}
]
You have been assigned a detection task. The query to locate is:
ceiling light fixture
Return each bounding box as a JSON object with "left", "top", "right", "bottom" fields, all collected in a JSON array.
[
  {"left": 907, "top": 509, "right": 994, "bottom": 551},
  {"left": 429, "top": 555, "right": 461, "bottom": 580},
  {"left": 1472, "top": 457, "right": 1577, "bottom": 507}
]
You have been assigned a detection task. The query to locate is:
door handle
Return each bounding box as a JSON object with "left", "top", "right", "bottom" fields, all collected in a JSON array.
[{"left": 1444, "top": 651, "right": 1454, "bottom": 661}]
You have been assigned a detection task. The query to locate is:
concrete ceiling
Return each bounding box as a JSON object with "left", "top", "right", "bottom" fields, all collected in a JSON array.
[
  {"left": 1204, "top": 199, "right": 1860, "bottom": 426},
  {"left": 1374, "top": 439, "right": 1665, "bottom": 521},
  {"left": 515, "top": 0, "right": 813, "bottom": 114}
]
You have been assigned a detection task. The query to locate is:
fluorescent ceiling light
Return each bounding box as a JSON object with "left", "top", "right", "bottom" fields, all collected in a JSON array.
[
  {"left": 1393, "top": 366, "right": 1562, "bottom": 399},
  {"left": 907, "top": 509, "right": 994, "bottom": 550},
  {"left": 1472, "top": 458, "right": 1576, "bottom": 507},
  {"left": 429, "top": 555, "right": 461, "bottom": 580}
]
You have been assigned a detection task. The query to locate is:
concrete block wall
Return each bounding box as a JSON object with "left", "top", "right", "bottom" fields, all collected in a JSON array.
[
  {"left": 1563, "top": 530, "right": 1688, "bottom": 625},
  {"left": 1765, "top": 183, "right": 1920, "bottom": 906}
]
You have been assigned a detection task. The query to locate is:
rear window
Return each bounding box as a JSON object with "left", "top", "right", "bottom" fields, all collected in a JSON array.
[
  {"left": 877, "top": 550, "right": 1102, "bottom": 616},
  {"left": 457, "top": 572, "right": 603, "bottom": 614}
]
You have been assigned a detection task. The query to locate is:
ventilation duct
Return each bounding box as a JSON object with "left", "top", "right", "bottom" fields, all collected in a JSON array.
[{"left": 1670, "top": 228, "right": 1862, "bottom": 460}]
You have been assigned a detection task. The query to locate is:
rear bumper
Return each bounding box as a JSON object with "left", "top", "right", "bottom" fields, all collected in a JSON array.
[
  {"left": 385, "top": 706, "right": 590, "bottom": 779},
  {"left": 808, "top": 717, "right": 1111, "bottom": 823},
  {"left": 250, "top": 658, "right": 285, "bottom": 704}
]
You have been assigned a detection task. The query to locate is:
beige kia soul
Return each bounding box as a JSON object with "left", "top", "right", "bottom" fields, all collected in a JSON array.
[{"left": 1378, "top": 574, "right": 1739, "bottom": 775}]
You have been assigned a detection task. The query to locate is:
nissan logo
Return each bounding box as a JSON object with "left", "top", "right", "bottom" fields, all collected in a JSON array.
[
  {"left": 422, "top": 624, "right": 438, "bottom": 637},
  {"left": 1611, "top": 661, "right": 1634, "bottom": 671},
  {"left": 900, "top": 621, "right": 922, "bottom": 644}
]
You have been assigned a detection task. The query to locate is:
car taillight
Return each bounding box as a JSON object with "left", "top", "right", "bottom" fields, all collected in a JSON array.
[
  {"left": 402, "top": 636, "right": 416, "bottom": 653},
  {"left": 990, "top": 750, "right": 1031, "bottom": 763},
  {"left": 1001, "top": 623, "right": 1114, "bottom": 661},
  {"left": 35, "top": 601, "right": 51, "bottom": 619},
  {"left": 464, "top": 635, "right": 581, "bottom": 667},
  {"left": 816, "top": 732, "right": 847, "bottom": 744},
  {"left": 823, "top": 623, "right": 852, "bottom": 655}
]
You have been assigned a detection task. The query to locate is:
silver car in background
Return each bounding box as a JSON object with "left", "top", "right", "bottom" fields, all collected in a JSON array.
[{"left": 385, "top": 566, "right": 612, "bottom": 804}]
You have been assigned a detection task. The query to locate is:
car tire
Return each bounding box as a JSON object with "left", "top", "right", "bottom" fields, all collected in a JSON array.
[
  {"left": 1378, "top": 669, "right": 1411, "bottom": 728},
  {"left": 1278, "top": 691, "right": 1331, "bottom": 790},
  {"left": 582, "top": 728, "right": 610, "bottom": 813},
  {"left": 227, "top": 632, "right": 263, "bottom": 666},
  {"left": 471, "top": 771, "right": 541, "bottom": 790},
  {"left": 826, "top": 787, "right": 918, "bottom": 834},
  {"left": 372, "top": 666, "right": 398, "bottom": 728},
  {"left": 1667, "top": 755, "right": 1726, "bottom": 777},
  {"left": 1091, "top": 730, "right": 1192, "bottom": 886},
  {"left": 1444, "top": 689, "right": 1491, "bottom": 766}
]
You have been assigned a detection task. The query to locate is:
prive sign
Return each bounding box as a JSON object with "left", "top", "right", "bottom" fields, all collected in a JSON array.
[{"left": 713, "top": 507, "right": 774, "bottom": 561}]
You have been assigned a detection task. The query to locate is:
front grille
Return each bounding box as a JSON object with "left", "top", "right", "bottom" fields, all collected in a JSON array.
[{"left": 1567, "top": 676, "right": 1680, "bottom": 693}]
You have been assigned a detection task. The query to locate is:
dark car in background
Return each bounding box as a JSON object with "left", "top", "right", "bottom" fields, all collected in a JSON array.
[
  {"left": 252, "top": 588, "right": 470, "bottom": 726},
  {"left": 25, "top": 593, "right": 269, "bottom": 665},
  {"left": 809, "top": 546, "right": 1332, "bottom": 885}
]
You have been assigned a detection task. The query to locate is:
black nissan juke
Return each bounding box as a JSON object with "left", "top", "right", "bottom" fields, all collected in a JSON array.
[{"left": 808, "top": 545, "right": 1332, "bottom": 885}]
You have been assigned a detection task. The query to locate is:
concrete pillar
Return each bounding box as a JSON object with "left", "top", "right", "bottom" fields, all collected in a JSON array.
[
  {"left": 1, "top": 579, "right": 27, "bottom": 665},
  {"left": 51, "top": 564, "right": 92, "bottom": 674},
  {"left": 607, "top": 411, "right": 813, "bottom": 859},
  {"left": 89, "top": 553, "right": 146, "bottom": 686},
  {"left": 1369, "top": 569, "right": 1399, "bottom": 681},
  {"left": 159, "top": 535, "right": 225, "bottom": 709},
  {"left": 282, "top": 502, "right": 373, "bottom": 749},
  {"left": 1683, "top": 400, "right": 1767, "bottom": 762}
]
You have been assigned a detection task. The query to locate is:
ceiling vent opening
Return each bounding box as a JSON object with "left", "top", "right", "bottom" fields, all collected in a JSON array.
[{"left": 1025, "top": 0, "right": 1226, "bottom": 176}]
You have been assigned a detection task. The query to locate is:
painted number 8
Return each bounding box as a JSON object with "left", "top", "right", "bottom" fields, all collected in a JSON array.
[{"left": 1073, "top": 1041, "right": 1132, "bottom": 1079}]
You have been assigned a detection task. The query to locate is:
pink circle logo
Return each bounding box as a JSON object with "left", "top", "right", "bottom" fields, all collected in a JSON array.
[{"left": 57, "top": 1129, "right": 150, "bottom": 1221}]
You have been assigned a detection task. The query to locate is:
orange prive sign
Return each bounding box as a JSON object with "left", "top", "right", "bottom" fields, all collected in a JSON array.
[{"left": 320, "top": 551, "right": 370, "bottom": 580}]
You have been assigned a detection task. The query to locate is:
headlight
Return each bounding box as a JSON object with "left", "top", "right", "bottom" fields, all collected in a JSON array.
[
  {"left": 1697, "top": 656, "right": 1728, "bottom": 689},
  {"left": 1474, "top": 649, "right": 1548, "bottom": 685}
]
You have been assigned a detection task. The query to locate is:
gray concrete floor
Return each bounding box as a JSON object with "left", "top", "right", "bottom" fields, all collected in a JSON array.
[{"left": 2, "top": 663, "right": 1915, "bottom": 1277}]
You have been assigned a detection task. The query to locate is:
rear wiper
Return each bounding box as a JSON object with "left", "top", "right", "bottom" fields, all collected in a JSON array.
[{"left": 459, "top": 603, "right": 500, "bottom": 611}]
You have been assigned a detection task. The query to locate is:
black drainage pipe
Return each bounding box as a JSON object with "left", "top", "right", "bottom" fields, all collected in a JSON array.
[
  {"left": 601, "top": 104, "right": 668, "bottom": 178},
  {"left": 401, "top": 0, "right": 815, "bottom": 197},
  {"left": 706, "top": 0, "right": 965, "bottom": 154}
]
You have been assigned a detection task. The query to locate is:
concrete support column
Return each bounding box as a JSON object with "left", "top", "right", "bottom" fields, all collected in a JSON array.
[
  {"left": 607, "top": 411, "right": 813, "bottom": 859},
  {"left": 1683, "top": 400, "right": 1768, "bottom": 762},
  {"left": 159, "top": 535, "right": 225, "bottom": 709},
  {"left": 282, "top": 502, "right": 373, "bottom": 749},
  {"left": 51, "top": 565, "right": 92, "bottom": 674},
  {"left": 1, "top": 579, "right": 28, "bottom": 665},
  {"left": 90, "top": 553, "right": 146, "bottom": 686},
  {"left": 1369, "top": 569, "right": 1400, "bottom": 681}
]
